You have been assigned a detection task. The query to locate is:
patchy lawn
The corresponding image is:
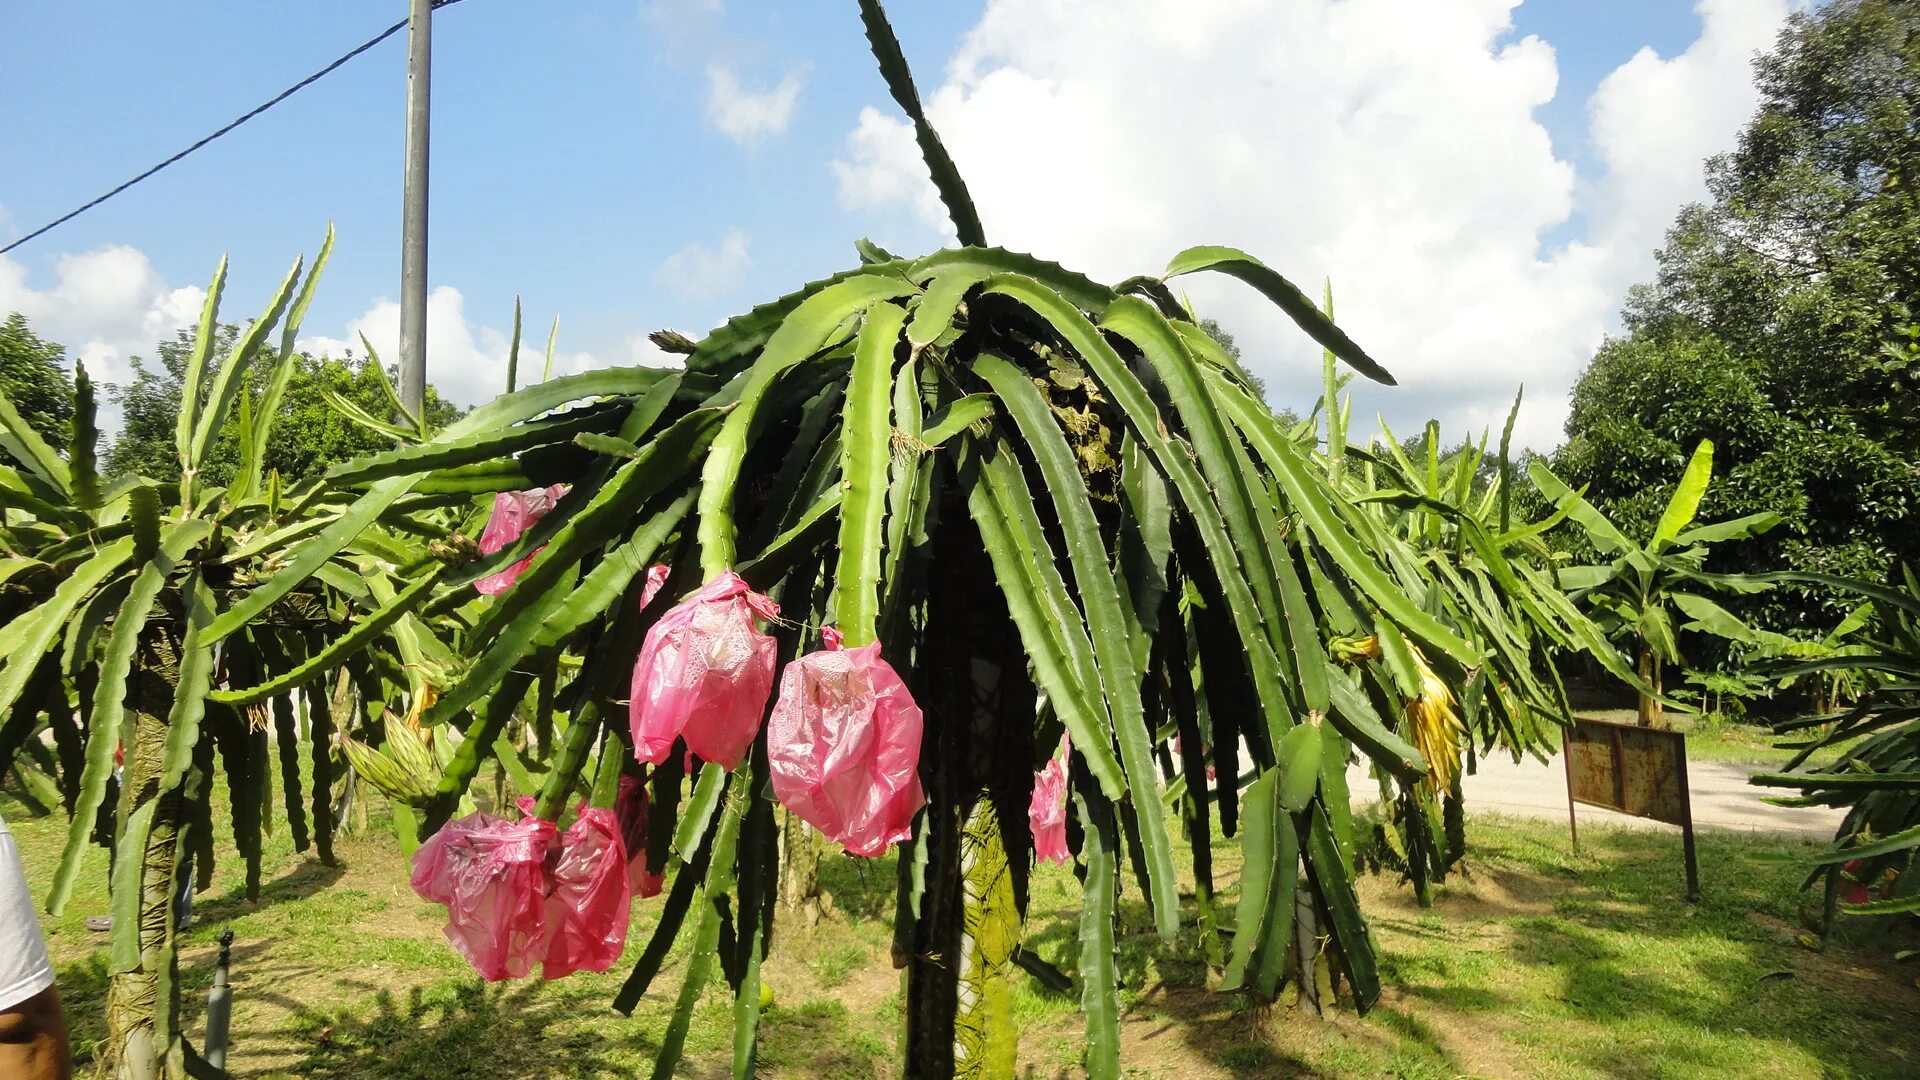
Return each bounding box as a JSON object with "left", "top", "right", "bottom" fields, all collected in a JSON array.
[{"left": 6, "top": 782, "right": 1917, "bottom": 1078}]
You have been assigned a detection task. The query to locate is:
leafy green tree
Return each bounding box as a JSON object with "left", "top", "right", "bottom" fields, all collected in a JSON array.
[
  {"left": 1194, "top": 317, "right": 1311, "bottom": 427},
  {"left": 108, "top": 327, "right": 462, "bottom": 486},
  {"left": 0, "top": 313, "right": 73, "bottom": 445},
  {"left": 255, "top": 347, "right": 463, "bottom": 480},
  {"left": 1555, "top": 0, "right": 1920, "bottom": 636},
  {"left": 1198, "top": 316, "right": 1270, "bottom": 402}
]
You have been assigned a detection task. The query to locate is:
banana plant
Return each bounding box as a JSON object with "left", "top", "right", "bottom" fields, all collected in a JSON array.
[
  {"left": 1751, "top": 565, "right": 1920, "bottom": 928},
  {"left": 1529, "top": 438, "right": 1778, "bottom": 725},
  {"left": 0, "top": 231, "right": 505, "bottom": 1080}
]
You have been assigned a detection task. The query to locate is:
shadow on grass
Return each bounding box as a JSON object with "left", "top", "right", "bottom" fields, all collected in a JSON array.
[
  {"left": 56, "top": 935, "right": 304, "bottom": 1072},
  {"left": 188, "top": 855, "right": 348, "bottom": 928},
  {"left": 251, "top": 975, "right": 900, "bottom": 1080},
  {"left": 1380, "top": 823, "right": 1920, "bottom": 1079},
  {"left": 1015, "top": 888, "right": 1424, "bottom": 1079},
  {"left": 263, "top": 978, "right": 659, "bottom": 1079},
  {"left": 1005, "top": 820, "right": 1920, "bottom": 1078}
]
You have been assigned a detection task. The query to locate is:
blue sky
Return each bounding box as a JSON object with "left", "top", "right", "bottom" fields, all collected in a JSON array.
[{"left": 0, "top": 1, "right": 1787, "bottom": 447}]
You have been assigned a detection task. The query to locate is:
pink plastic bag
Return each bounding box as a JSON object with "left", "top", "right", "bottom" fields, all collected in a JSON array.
[
  {"left": 542, "top": 806, "right": 632, "bottom": 978},
  {"left": 615, "top": 775, "right": 665, "bottom": 898},
  {"left": 409, "top": 811, "right": 558, "bottom": 980},
  {"left": 767, "top": 628, "right": 925, "bottom": 857},
  {"left": 474, "top": 485, "right": 569, "bottom": 595},
  {"left": 639, "top": 564, "right": 671, "bottom": 610},
  {"left": 1030, "top": 741, "right": 1070, "bottom": 864},
  {"left": 629, "top": 571, "right": 780, "bottom": 769},
  {"left": 414, "top": 804, "right": 635, "bottom": 981}
]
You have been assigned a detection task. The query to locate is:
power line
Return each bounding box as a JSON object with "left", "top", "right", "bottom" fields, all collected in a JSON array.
[{"left": 0, "top": 0, "right": 468, "bottom": 257}]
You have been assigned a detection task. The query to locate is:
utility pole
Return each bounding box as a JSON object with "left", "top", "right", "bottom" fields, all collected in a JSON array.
[{"left": 398, "top": 0, "right": 433, "bottom": 419}]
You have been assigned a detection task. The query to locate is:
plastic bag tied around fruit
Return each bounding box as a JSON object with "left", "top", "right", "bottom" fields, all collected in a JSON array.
[
  {"left": 615, "top": 774, "right": 665, "bottom": 898},
  {"left": 541, "top": 805, "right": 633, "bottom": 978},
  {"left": 639, "top": 564, "right": 671, "bottom": 610},
  {"left": 1172, "top": 734, "right": 1218, "bottom": 781},
  {"left": 410, "top": 804, "right": 632, "bottom": 981},
  {"left": 767, "top": 627, "right": 926, "bottom": 857},
  {"left": 473, "top": 484, "right": 569, "bottom": 595},
  {"left": 1030, "top": 740, "right": 1071, "bottom": 864},
  {"left": 629, "top": 570, "right": 780, "bottom": 769},
  {"left": 409, "top": 811, "right": 558, "bottom": 980}
]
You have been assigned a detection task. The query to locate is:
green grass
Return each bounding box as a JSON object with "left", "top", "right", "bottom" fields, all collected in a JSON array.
[
  {"left": 998, "top": 810, "right": 1920, "bottom": 1079},
  {"left": 7, "top": 777, "right": 1920, "bottom": 1078},
  {"left": 808, "top": 939, "right": 871, "bottom": 990},
  {"left": 1347, "top": 816, "right": 1920, "bottom": 1079}
]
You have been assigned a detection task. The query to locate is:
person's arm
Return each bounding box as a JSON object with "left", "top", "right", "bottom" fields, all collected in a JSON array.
[
  {"left": 0, "top": 984, "right": 71, "bottom": 1080},
  {"left": 0, "top": 815, "right": 70, "bottom": 1080}
]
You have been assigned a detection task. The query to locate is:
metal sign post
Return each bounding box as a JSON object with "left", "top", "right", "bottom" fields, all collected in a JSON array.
[{"left": 1563, "top": 716, "right": 1700, "bottom": 902}]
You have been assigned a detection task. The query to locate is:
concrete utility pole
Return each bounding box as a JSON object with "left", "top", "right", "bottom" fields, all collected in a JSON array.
[{"left": 398, "top": 0, "right": 433, "bottom": 418}]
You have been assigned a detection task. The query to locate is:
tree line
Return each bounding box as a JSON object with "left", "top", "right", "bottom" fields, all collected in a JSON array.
[{"left": 0, "top": 312, "right": 460, "bottom": 488}]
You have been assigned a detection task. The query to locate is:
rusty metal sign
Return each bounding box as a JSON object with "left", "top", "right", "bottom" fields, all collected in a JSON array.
[{"left": 1563, "top": 716, "right": 1700, "bottom": 901}]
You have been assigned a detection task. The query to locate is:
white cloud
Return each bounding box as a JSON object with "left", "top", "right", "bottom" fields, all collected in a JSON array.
[
  {"left": 299, "top": 287, "right": 612, "bottom": 408},
  {"left": 836, "top": 107, "right": 948, "bottom": 222},
  {"left": 653, "top": 228, "right": 752, "bottom": 301},
  {"left": 1585, "top": 0, "right": 1788, "bottom": 272},
  {"left": 1, "top": 244, "right": 656, "bottom": 434},
  {"left": 288, "top": 333, "right": 350, "bottom": 359},
  {"left": 0, "top": 244, "right": 205, "bottom": 395},
  {"left": 705, "top": 66, "right": 805, "bottom": 144},
  {"left": 833, "top": 0, "right": 1793, "bottom": 451}
]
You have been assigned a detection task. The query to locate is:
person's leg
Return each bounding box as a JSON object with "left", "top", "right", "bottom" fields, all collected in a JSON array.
[
  {"left": 0, "top": 985, "right": 72, "bottom": 1080},
  {"left": 0, "top": 814, "right": 69, "bottom": 1080}
]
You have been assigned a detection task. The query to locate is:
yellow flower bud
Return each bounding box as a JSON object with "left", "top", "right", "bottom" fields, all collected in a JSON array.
[{"left": 1403, "top": 647, "right": 1464, "bottom": 794}]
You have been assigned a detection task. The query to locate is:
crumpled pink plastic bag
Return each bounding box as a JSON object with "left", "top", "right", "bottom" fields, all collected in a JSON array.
[
  {"left": 615, "top": 775, "right": 665, "bottom": 898},
  {"left": 768, "top": 628, "right": 925, "bottom": 857},
  {"left": 413, "top": 804, "right": 634, "bottom": 981},
  {"left": 1030, "top": 741, "right": 1071, "bottom": 864},
  {"left": 639, "top": 564, "right": 671, "bottom": 610},
  {"left": 410, "top": 811, "right": 558, "bottom": 980},
  {"left": 542, "top": 806, "right": 632, "bottom": 978},
  {"left": 630, "top": 571, "right": 779, "bottom": 769},
  {"left": 474, "top": 485, "right": 569, "bottom": 595}
]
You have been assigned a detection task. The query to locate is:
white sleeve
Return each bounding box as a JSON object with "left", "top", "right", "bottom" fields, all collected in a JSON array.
[{"left": 0, "top": 815, "right": 56, "bottom": 1012}]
